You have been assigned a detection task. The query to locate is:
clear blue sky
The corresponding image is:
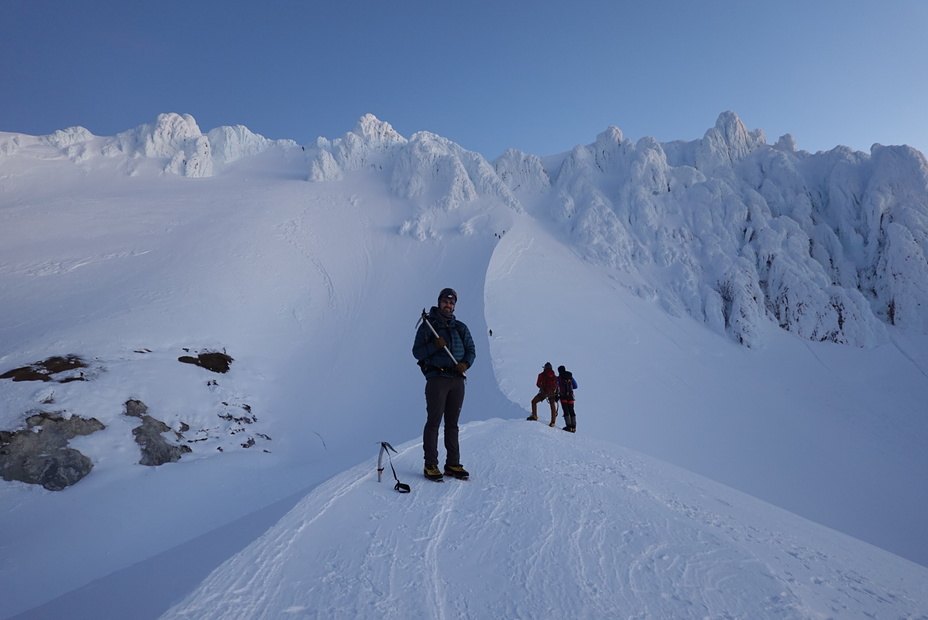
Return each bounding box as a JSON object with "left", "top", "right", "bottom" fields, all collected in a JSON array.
[{"left": 2, "top": 0, "right": 927, "bottom": 159}]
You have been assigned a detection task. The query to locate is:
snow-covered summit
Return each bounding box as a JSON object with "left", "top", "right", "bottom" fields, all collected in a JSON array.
[
  {"left": 308, "top": 114, "right": 407, "bottom": 180},
  {"left": 697, "top": 109, "right": 767, "bottom": 170},
  {"left": 111, "top": 113, "right": 204, "bottom": 160},
  {"left": 206, "top": 124, "right": 274, "bottom": 165},
  {"left": 0, "top": 112, "right": 298, "bottom": 178},
  {"left": 485, "top": 112, "right": 928, "bottom": 346},
  {"left": 107, "top": 113, "right": 213, "bottom": 177},
  {"left": 309, "top": 115, "right": 522, "bottom": 215}
]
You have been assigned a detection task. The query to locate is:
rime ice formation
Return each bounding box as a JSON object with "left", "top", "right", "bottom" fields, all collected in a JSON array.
[
  {"left": 1, "top": 112, "right": 296, "bottom": 178},
  {"left": 492, "top": 113, "right": 927, "bottom": 346}
]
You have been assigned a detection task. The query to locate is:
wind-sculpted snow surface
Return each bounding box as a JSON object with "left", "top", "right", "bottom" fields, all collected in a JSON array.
[{"left": 161, "top": 421, "right": 928, "bottom": 620}]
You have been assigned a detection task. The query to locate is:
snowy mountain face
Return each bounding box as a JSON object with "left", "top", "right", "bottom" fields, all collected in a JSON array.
[
  {"left": 8, "top": 110, "right": 921, "bottom": 347},
  {"left": 533, "top": 114, "right": 926, "bottom": 347},
  {"left": 0, "top": 112, "right": 297, "bottom": 178},
  {"left": 1, "top": 111, "right": 927, "bottom": 618},
  {"left": 305, "top": 111, "right": 927, "bottom": 347}
]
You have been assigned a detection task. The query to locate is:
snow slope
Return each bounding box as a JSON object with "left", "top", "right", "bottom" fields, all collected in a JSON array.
[
  {"left": 1, "top": 113, "right": 927, "bottom": 618},
  {"left": 160, "top": 421, "right": 928, "bottom": 620},
  {"left": 485, "top": 213, "right": 928, "bottom": 570}
]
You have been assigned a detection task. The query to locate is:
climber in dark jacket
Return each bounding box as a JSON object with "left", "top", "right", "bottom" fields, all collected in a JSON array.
[
  {"left": 412, "top": 287, "right": 476, "bottom": 481},
  {"left": 557, "top": 365, "right": 578, "bottom": 432}
]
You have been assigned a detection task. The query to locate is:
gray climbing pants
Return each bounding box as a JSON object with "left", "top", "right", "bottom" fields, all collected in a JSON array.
[{"left": 423, "top": 375, "right": 465, "bottom": 467}]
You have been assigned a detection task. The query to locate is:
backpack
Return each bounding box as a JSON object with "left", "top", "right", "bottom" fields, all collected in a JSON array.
[
  {"left": 559, "top": 372, "right": 574, "bottom": 401},
  {"left": 540, "top": 369, "right": 558, "bottom": 397}
]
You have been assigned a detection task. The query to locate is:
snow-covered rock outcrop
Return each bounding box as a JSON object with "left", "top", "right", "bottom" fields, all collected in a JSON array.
[
  {"left": 2, "top": 113, "right": 296, "bottom": 178},
  {"left": 308, "top": 114, "right": 407, "bottom": 181},
  {"left": 304, "top": 110, "right": 928, "bottom": 347},
  {"left": 106, "top": 113, "right": 213, "bottom": 177},
  {"left": 391, "top": 131, "right": 521, "bottom": 212},
  {"left": 491, "top": 112, "right": 926, "bottom": 347},
  {"left": 308, "top": 115, "right": 523, "bottom": 241},
  {"left": 207, "top": 124, "right": 276, "bottom": 165},
  {"left": 494, "top": 148, "right": 552, "bottom": 195}
]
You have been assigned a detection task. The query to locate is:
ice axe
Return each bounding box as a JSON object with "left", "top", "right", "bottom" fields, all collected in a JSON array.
[
  {"left": 418, "top": 308, "right": 459, "bottom": 367},
  {"left": 377, "top": 442, "right": 410, "bottom": 493}
]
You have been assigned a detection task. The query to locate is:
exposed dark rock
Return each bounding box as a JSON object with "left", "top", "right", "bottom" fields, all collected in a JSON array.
[
  {"left": 0, "top": 355, "right": 87, "bottom": 383},
  {"left": 124, "top": 399, "right": 149, "bottom": 418},
  {"left": 1, "top": 367, "right": 50, "bottom": 382},
  {"left": 0, "top": 347, "right": 263, "bottom": 488},
  {"left": 177, "top": 351, "right": 233, "bottom": 373},
  {"left": 0, "top": 412, "right": 105, "bottom": 491},
  {"left": 123, "top": 400, "right": 191, "bottom": 466}
]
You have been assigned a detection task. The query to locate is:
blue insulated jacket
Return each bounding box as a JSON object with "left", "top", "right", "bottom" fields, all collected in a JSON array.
[{"left": 413, "top": 307, "right": 476, "bottom": 378}]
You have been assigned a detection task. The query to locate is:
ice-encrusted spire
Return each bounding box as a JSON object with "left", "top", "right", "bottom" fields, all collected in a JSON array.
[
  {"left": 695, "top": 111, "right": 766, "bottom": 170},
  {"left": 307, "top": 114, "right": 408, "bottom": 180}
]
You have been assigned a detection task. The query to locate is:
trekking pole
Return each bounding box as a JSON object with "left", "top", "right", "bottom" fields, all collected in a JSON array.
[{"left": 418, "top": 309, "right": 459, "bottom": 366}]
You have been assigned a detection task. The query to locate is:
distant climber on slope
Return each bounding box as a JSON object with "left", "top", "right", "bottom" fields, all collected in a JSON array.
[{"left": 528, "top": 362, "right": 559, "bottom": 427}]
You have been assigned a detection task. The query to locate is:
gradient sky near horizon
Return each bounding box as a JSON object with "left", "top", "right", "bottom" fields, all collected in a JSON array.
[{"left": 2, "top": 1, "right": 927, "bottom": 159}]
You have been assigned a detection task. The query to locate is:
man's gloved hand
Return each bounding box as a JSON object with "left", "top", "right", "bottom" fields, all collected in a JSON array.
[
  {"left": 455, "top": 362, "right": 469, "bottom": 374},
  {"left": 433, "top": 337, "right": 447, "bottom": 349}
]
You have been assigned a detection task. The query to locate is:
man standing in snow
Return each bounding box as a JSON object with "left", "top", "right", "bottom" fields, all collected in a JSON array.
[{"left": 413, "top": 288, "right": 476, "bottom": 482}]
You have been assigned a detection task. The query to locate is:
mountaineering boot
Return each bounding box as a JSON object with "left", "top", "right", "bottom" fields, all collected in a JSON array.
[
  {"left": 526, "top": 415, "right": 537, "bottom": 421},
  {"left": 424, "top": 464, "right": 444, "bottom": 482},
  {"left": 549, "top": 421, "right": 556, "bottom": 427},
  {"left": 444, "top": 464, "right": 469, "bottom": 480}
]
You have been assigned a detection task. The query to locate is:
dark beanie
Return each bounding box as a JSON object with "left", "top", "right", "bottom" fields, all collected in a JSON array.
[
  {"left": 438, "top": 288, "right": 457, "bottom": 304},
  {"left": 544, "top": 362, "right": 552, "bottom": 370},
  {"left": 558, "top": 365, "right": 566, "bottom": 374}
]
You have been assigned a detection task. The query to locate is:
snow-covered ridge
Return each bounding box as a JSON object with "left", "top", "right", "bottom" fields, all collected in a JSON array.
[
  {"left": 3, "top": 111, "right": 927, "bottom": 346},
  {"left": 493, "top": 112, "right": 928, "bottom": 346},
  {"left": 305, "top": 110, "right": 928, "bottom": 346},
  {"left": 309, "top": 115, "right": 523, "bottom": 217},
  {"left": 0, "top": 112, "right": 298, "bottom": 178},
  {"left": 160, "top": 420, "right": 928, "bottom": 620}
]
